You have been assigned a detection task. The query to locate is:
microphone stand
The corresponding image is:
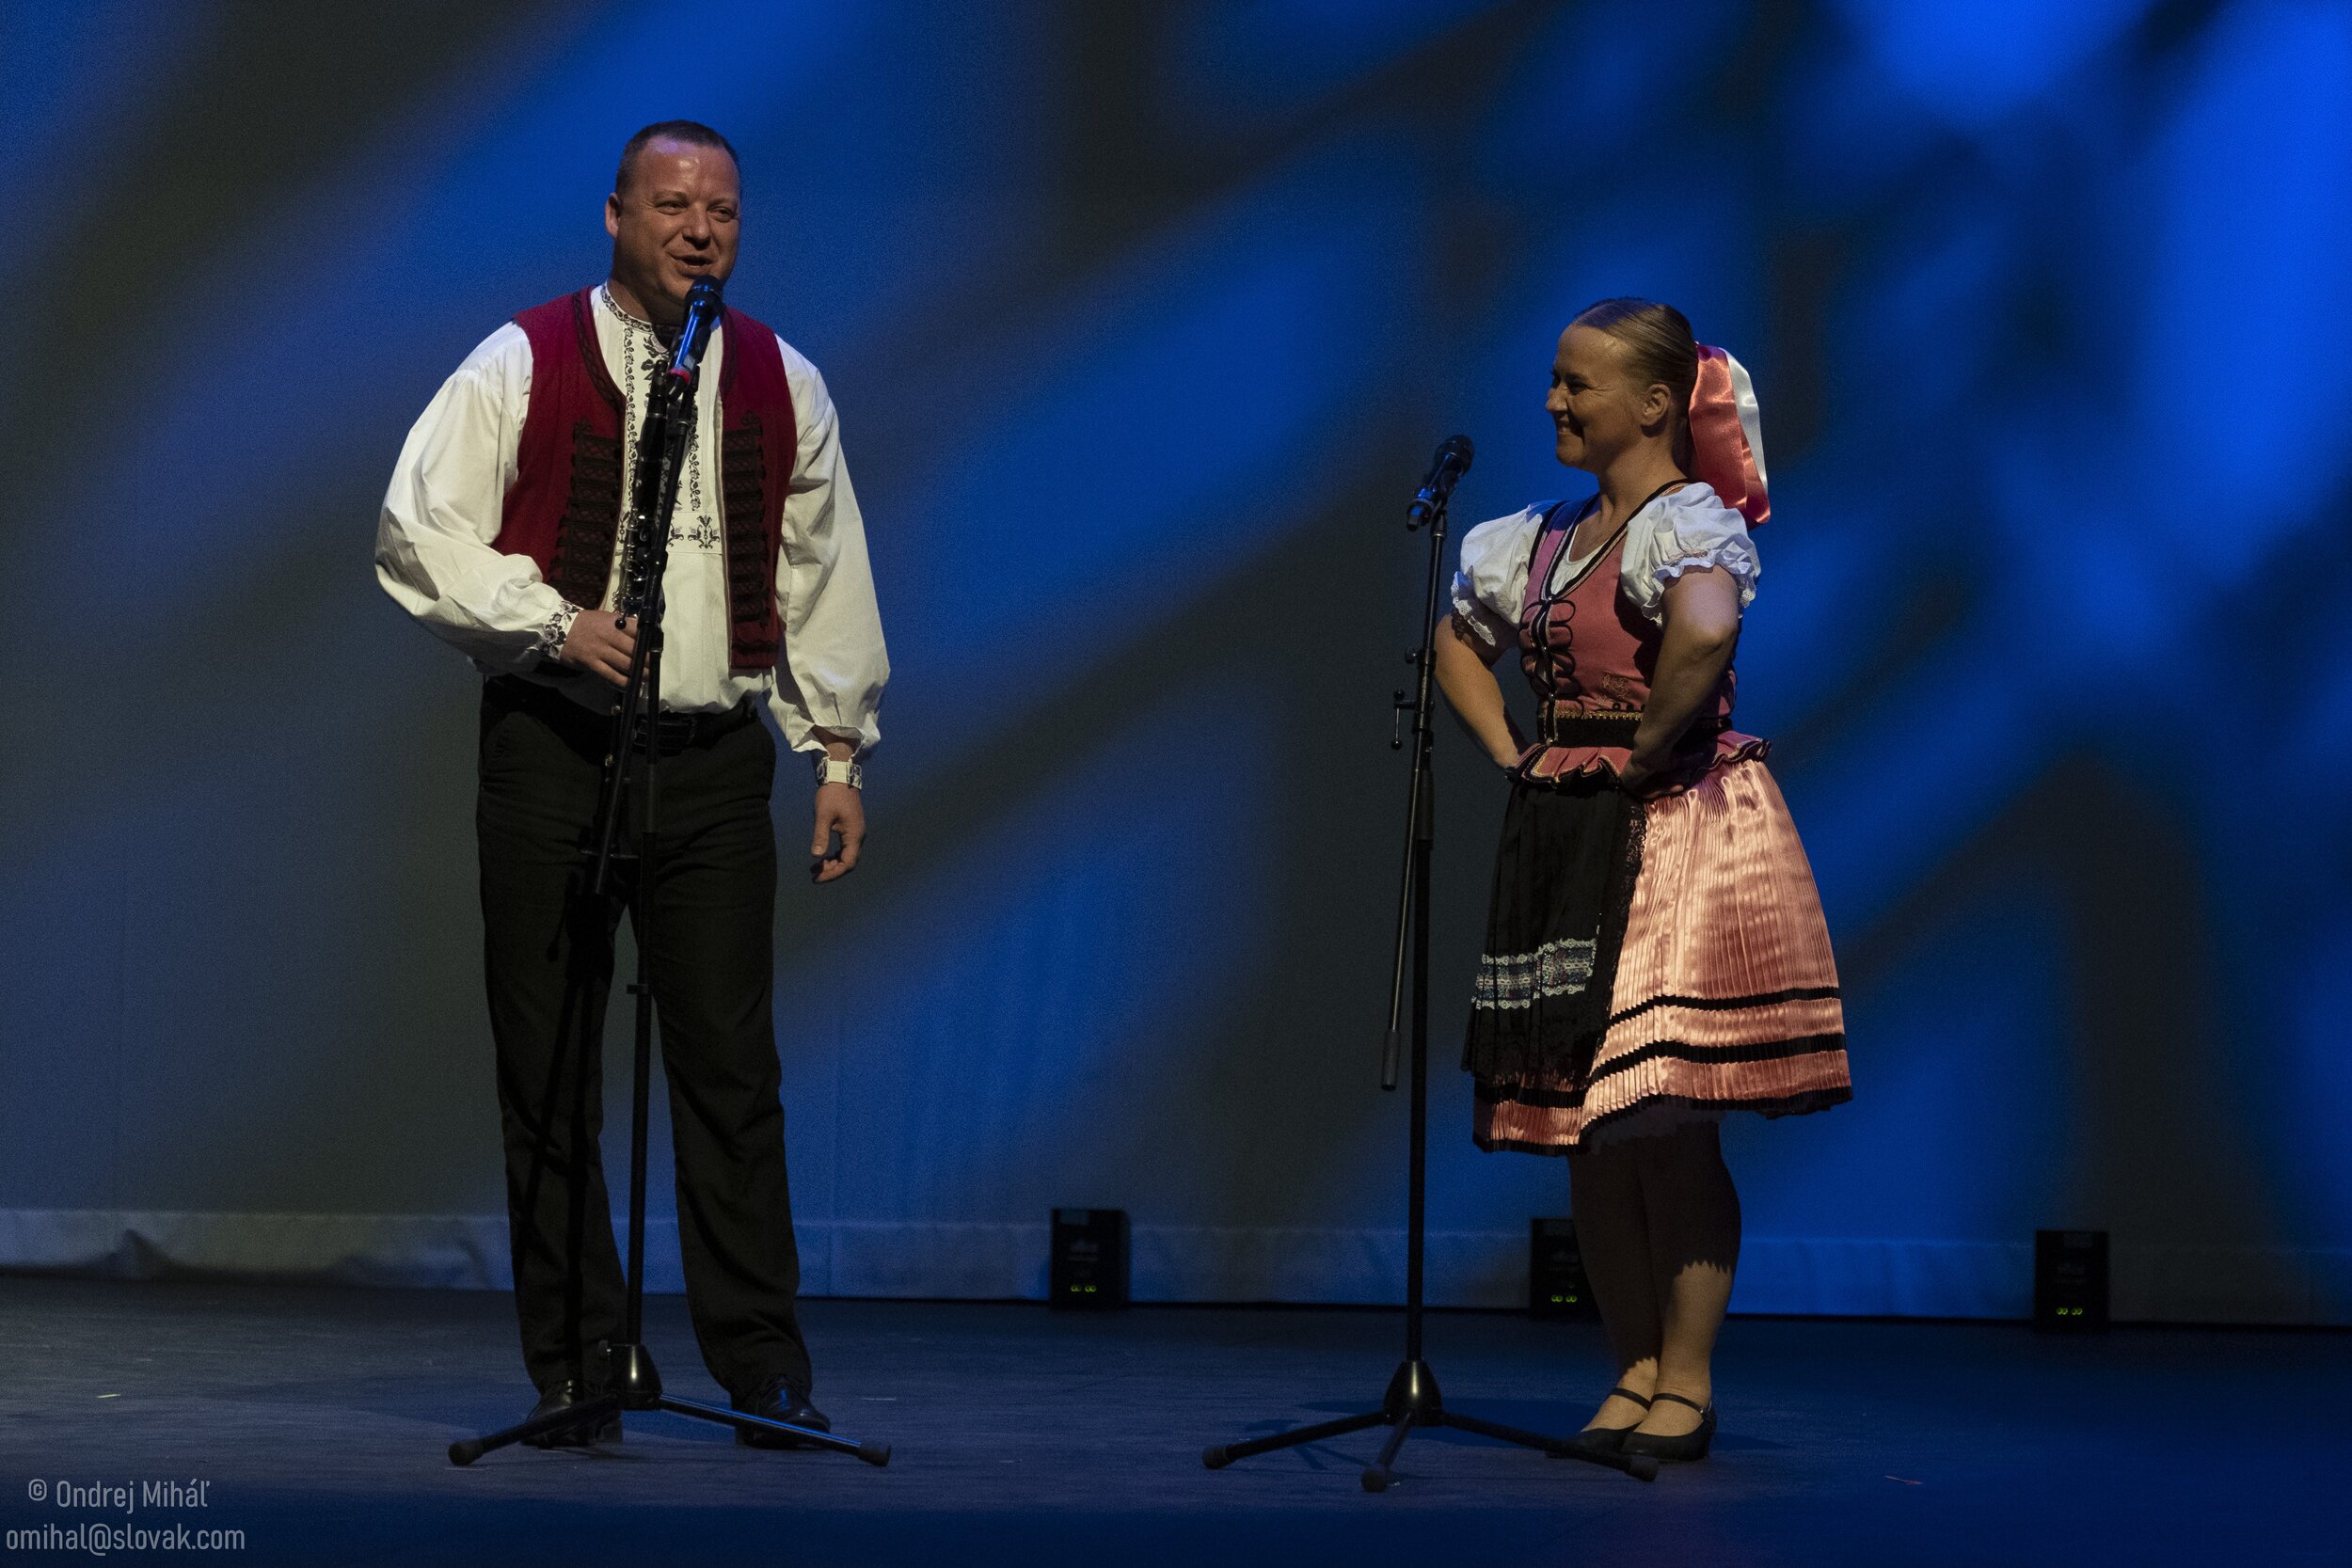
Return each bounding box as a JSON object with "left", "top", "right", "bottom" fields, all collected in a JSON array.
[
  {"left": 1200, "top": 455, "right": 1655, "bottom": 1491},
  {"left": 448, "top": 296, "right": 886, "bottom": 1469}
]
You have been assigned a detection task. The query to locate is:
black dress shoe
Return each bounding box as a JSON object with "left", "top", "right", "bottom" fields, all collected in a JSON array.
[
  {"left": 1620, "top": 1391, "right": 1716, "bottom": 1463},
  {"left": 520, "top": 1379, "right": 620, "bottom": 1449},
  {"left": 731, "top": 1375, "right": 832, "bottom": 1449},
  {"left": 1561, "top": 1386, "right": 1652, "bottom": 1458}
]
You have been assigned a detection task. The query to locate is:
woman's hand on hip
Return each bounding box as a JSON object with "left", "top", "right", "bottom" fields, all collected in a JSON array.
[{"left": 1616, "top": 750, "right": 1666, "bottom": 798}]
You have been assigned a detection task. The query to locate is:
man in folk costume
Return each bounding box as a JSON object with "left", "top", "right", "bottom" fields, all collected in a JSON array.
[{"left": 377, "top": 120, "right": 887, "bottom": 1445}]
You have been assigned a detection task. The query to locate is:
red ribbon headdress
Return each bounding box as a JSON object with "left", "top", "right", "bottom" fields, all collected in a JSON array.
[{"left": 1688, "top": 346, "right": 1769, "bottom": 526}]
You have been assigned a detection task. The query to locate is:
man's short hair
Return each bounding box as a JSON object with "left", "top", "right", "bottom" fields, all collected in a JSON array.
[{"left": 614, "top": 120, "right": 740, "bottom": 196}]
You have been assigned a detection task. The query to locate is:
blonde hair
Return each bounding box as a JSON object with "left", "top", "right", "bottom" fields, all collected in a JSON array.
[{"left": 1572, "top": 297, "right": 1698, "bottom": 470}]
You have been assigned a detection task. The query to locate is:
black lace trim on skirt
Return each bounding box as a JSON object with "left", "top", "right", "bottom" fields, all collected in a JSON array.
[
  {"left": 1472, "top": 1031, "right": 1851, "bottom": 1109},
  {"left": 1477, "top": 1085, "right": 1856, "bottom": 1157}
]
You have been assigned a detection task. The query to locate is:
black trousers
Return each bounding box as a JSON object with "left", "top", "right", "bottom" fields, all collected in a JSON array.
[{"left": 475, "top": 675, "right": 811, "bottom": 1400}]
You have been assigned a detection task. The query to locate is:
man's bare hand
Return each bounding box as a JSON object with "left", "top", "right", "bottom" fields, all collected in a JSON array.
[
  {"left": 811, "top": 784, "right": 865, "bottom": 883},
  {"left": 560, "top": 610, "right": 637, "bottom": 689}
]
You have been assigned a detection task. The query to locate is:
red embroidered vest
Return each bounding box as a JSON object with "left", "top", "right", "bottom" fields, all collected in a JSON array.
[{"left": 500, "top": 286, "right": 796, "bottom": 672}]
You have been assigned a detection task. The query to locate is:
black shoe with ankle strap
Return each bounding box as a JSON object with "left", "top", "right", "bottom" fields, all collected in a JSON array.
[
  {"left": 1619, "top": 1391, "right": 1716, "bottom": 1462},
  {"left": 1561, "top": 1386, "right": 1651, "bottom": 1459}
]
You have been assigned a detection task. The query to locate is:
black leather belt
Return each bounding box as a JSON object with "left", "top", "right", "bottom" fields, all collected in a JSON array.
[
  {"left": 631, "top": 701, "right": 756, "bottom": 753},
  {"left": 489, "top": 675, "right": 757, "bottom": 756}
]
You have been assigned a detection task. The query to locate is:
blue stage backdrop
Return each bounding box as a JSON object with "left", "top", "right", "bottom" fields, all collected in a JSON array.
[{"left": 2, "top": 0, "right": 2347, "bottom": 1323}]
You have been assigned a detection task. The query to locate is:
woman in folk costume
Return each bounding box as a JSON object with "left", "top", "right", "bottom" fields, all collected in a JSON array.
[{"left": 1435, "top": 298, "right": 1850, "bottom": 1464}]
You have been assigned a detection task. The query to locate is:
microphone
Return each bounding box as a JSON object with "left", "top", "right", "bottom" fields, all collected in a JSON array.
[
  {"left": 1406, "top": 435, "right": 1473, "bottom": 527},
  {"left": 667, "top": 276, "right": 723, "bottom": 383}
]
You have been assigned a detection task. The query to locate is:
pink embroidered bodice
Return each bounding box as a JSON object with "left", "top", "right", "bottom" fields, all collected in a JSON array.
[{"left": 1515, "top": 501, "right": 1767, "bottom": 783}]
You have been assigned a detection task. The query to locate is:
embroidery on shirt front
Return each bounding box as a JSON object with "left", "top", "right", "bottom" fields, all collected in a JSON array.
[{"left": 608, "top": 290, "right": 723, "bottom": 557}]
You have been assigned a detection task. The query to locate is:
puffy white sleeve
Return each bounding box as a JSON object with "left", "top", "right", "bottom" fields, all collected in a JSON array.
[
  {"left": 1619, "top": 483, "right": 1760, "bottom": 627},
  {"left": 375, "top": 325, "right": 580, "bottom": 669},
  {"left": 1448, "top": 505, "right": 1545, "bottom": 652},
  {"left": 769, "top": 339, "right": 889, "bottom": 754}
]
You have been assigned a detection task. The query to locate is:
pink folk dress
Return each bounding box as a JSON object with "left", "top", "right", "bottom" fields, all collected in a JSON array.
[{"left": 1451, "top": 483, "right": 1850, "bottom": 1151}]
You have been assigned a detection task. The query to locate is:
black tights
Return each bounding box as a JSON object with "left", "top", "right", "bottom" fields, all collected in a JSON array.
[{"left": 1566, "top": 1121, "right": 1741, "bottom": 1412}]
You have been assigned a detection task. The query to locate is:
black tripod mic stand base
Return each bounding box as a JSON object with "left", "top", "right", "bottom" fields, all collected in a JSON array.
[
  {"left": 1200, "top": 1357, "right": 1655, "bottom": 1489},
  {"left": 447, "top": 1341, "right": 891, "bottom": 1468}
]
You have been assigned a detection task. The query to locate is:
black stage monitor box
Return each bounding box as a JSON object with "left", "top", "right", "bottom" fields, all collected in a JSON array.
[
  {"left": 1530, "top": 1217, "right": 1598, "bottom": 1320},
  {"left": 1050, "top": 1208, "right": 1130, "bottom": 1310},
  {"left": 2034, "top": 1229, "right": 2109, "bottom": 1333}
]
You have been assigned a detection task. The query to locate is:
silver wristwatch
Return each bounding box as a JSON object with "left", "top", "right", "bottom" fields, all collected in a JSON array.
[{"left": 815, "top": 755, "right": 864, "bottom": 789}]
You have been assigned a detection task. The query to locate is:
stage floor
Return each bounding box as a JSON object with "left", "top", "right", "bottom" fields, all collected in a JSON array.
[{"left": 0, "top": 1278, "right": 2341, "bottom": 1566}]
